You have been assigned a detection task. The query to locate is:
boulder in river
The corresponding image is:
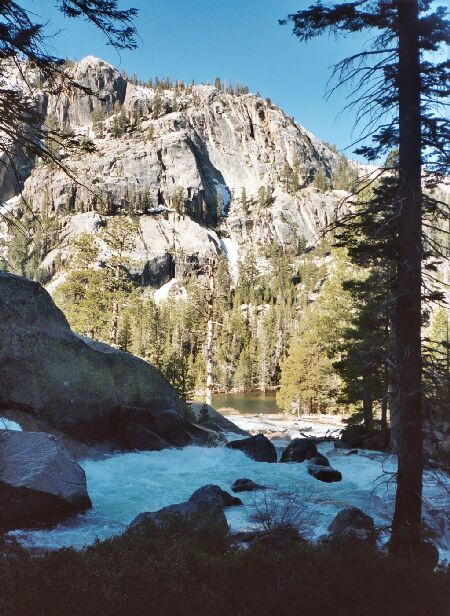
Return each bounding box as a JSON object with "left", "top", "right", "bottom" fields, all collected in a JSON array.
[
  {"left": 231, "top": 478, "right": 266, "bottom": 493},
  {"left": 0, "top": 430, "right": 91, "bottom": 530},
  {"left": 307, "top": 456, "right": 342, "bottom": 483},
  {"left": 226, "top": 434, "right": 277, "bottom": 463},
  {"left": 129, "top": 485, "right": 233, "bottom": 534},
  {"left": 280, "top": 438, "right": 318, "bottom": 463},
  {"left": 189, "top": 484, "right": 242, "bottom": 507},
  {"left": 328, "top": 507, "right": 376, "bottom": 544}
]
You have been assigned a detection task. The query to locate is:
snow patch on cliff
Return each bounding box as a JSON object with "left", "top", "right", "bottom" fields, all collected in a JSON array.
[{"left": 220, "top": 237, "right": 240, "bottom": 282}]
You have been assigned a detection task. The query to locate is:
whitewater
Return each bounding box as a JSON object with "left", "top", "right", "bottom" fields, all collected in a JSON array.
[{"left": 6, "top": 415, "right": 450, "bottom": 562}]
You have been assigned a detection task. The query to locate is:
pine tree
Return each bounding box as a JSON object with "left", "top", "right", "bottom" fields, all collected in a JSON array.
[
  {"left": 282, "top": 0, "right": 449, "bottom": 557},
  {"left": 313, "top": 169, "right": 328, "bottom": 191}
]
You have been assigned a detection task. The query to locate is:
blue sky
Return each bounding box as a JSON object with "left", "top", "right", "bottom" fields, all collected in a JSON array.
[{"left": 32, "top": 0, "right": 374, "bottom": 158}]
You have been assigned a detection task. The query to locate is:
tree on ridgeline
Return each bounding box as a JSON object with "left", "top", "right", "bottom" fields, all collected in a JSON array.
[{"left": 281, "top": 0, "right": 449, "bottom": 558}]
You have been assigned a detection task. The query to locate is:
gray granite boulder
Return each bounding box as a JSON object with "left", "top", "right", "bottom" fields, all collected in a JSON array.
[
  {"left": 0, "top": 430, "right": 91, "bottom": 530},
  {"left": 0, "top": 272, "right": 212, "bottom": 450},
  {"left": 307, "top": 456, "right": 342, "bottom": 483},
  {"left": 226, "top": 434, "right": 277, "bottom": 463},
  {"left": 129, "top": 485, "right": 235, "bottom": 534},
  {"left": 280, "top": 438, "right": 318, "bottom": 463},
  {"left": 328, "top": 507, "right": 376, "bottom": 544}
]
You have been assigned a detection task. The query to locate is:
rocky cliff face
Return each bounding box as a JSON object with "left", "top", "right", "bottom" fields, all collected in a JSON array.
[{"left": 1, "top": 56, "right": 349, "bottom": 289}]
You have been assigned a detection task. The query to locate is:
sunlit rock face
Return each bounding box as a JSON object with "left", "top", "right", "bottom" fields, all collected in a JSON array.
[
  {"left": 0, "top": 56, "right": 348, "bottom": 289},
  {"left": 0, "top": 271, "right": 197, "bottom": 447}
]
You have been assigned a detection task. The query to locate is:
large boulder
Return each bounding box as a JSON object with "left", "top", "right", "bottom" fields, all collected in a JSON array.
[
  {"left": 226, "top": 434, "right": 277, "bottom": 463},
  {"left": 0, "top": 430, "right": 91, "bottom": 530},
  {"left": 307, "top": 456, "right": 342, "bottom": 483},
  {"left": 129, "top": 485, "right": 232, "bottom": 534},
  {"left": 280, "top": 438, "right": 318, "bottom": 463},
  {"left": 328, "top": 507, "right": 377, "bottom": 544},
  {"left": 0, "top": 272, "right": 212, "bottom": 449}
]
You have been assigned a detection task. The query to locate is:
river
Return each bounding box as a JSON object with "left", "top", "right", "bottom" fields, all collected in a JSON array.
[
  {"left": 5, "top": 409, "right": 448, "bottom": 562},
  {"left": 212, "top": 391, "right": 281, "bottom": 415}
]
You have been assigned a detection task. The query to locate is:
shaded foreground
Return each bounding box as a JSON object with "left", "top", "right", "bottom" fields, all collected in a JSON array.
[{"left": 1, "top": 522, "right": 448, "bottom": 616}]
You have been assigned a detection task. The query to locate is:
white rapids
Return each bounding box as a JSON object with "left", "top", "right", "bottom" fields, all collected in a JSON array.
[{"left": 7, "top": 415, "right": 450, "bottom": 562}]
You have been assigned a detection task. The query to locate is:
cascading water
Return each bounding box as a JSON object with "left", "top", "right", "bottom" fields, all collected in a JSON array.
[{"left": 6, "top": 415, "right": 449, "bottom": 562}]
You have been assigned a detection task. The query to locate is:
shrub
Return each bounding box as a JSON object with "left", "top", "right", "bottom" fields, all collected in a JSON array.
[{"left": 0, "top": 522, "right": 448, "bottom": 616}]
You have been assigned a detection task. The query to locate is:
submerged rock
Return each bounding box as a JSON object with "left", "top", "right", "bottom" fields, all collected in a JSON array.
[
  {"left": 307, "top": 456, "right": 342, "bottom": 483},
  {"left": 0, "top": 430, "right": 91, "bottom": 530},
  {"left": 129, "top": 485, "right": 233, "bottom": 534},
  {"left": 280, "top": 438, "right": 318, "bottom": 463},
  {"left": 328, "top": 507, "right": 376, "bottom": 544},
  {"left": 231, "top": 478, "right": 266, "bottom": 493},
  {"left": 189, "top": 484, "right": 242, "bottom": 507},
  {"left": 226, "top": 434, "right": 277, "bottom": 463}
]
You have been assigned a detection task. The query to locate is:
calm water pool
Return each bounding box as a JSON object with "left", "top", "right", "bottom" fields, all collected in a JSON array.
[{"left": 212, "top": 392, "right": 281, "bottom": 414}]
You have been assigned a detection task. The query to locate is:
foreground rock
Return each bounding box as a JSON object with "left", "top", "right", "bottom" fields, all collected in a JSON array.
[
  {"left": 0, "top": 272, "right": 220, "bottom": 450},
  {"left": 307, "top": 456, "right": 342, "bottom": 483},
  {"left": 231, "top": 478, "right": 266, "bottom": 493},
  {"left": 328, "top": 507, "right": 376, "bottom": 544},
  {"left": 226, "top": 434, "right": 277, "bottom": 463},
  {"left": 280, "top": 438, "right": 318, "bottom": 463},
  {"left": 0, "top": 430, "right": 91, "bottom": 530},
  {"left": 129, "top": 485, "right": 238, "bottom": 534}
]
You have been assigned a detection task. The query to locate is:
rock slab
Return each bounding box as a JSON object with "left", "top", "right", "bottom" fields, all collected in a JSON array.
[
  {"left": 0, "top": 430, "right": 91, "bottom": 530},
  {"left": 0, "top": 272, "right": 202, "bottom": 449}
]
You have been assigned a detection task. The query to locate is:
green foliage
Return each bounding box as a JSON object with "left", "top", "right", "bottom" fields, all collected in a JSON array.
[
  {"left": 70, "top": 233, "right": 99, "bottom": 269},
  {"left": 282, "top": 158, "right": 301, "bottom": 194},
  {"left": 161, "top": 348, "right": 194, "bottom": 401},
  {"left": 199, "top": 402, "right": 210, "bottom": 424},
  {"left": 313, "top": 169, "right": 329, "bottom": 191},
  {"left": 6, "top": 198, "right": 58, "bottom": 283},
  {"left": 172, "top": 187, "right": 184, "bottom": 215},
  {"left": 257, "top": 186, "right": 274, "bottom": 209},
  {"left": 332, "top": 156, "right": 359, "bottom": 191},
  {"left": 0, "top": 527, "right": 447, "bottom": 616},
  {"left": 110, "top": 106, "right": 129, "bottom": 138},
  {"left": 277, "top": 250, "right": 355, "bottom": 414},
  {"left": 151, "top": 94, "right": 163, "bottom": 119}
]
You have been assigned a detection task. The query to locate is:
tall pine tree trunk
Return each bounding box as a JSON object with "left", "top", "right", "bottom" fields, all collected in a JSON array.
[
  {"left": 362, "top": 386, "right": 374, "bottom": 433},
  {"left": 390, "top": 0, "right": 423, "bottom": 556},
  {"left": 205, "top": 259, "right": 215, "bottom": 407}
]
